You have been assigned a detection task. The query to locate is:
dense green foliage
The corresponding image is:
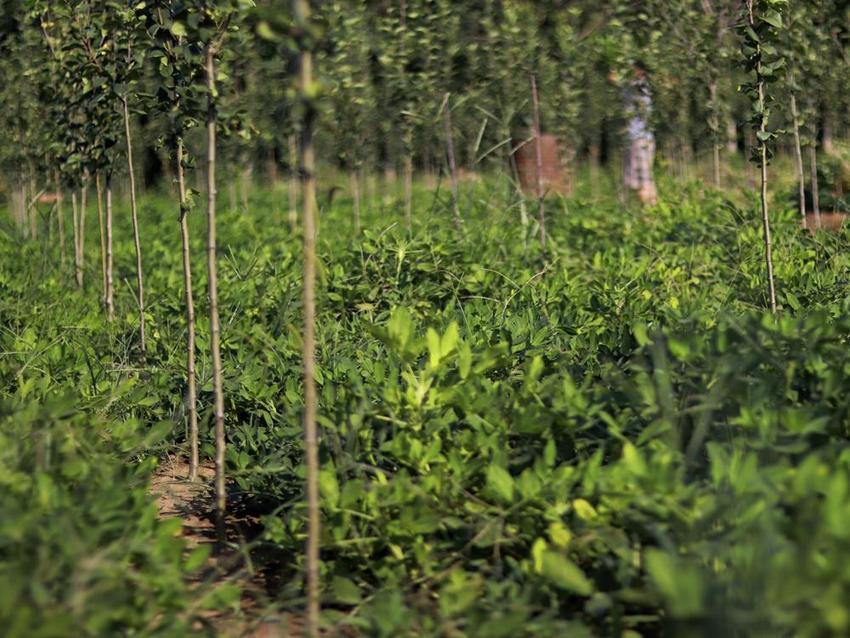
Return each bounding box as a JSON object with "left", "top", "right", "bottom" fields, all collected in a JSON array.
[
  {"left": 3, "top": 1, "right": 850, "bottom": 636},
  {"left": 2, "top": 0, "right": 849, "bottom": 195},
  {"left": 0, "top": 247, "right": 238, "bottom": 636},
  {"left": 3, "top": 173, "right": 850, "bottom": 635}
]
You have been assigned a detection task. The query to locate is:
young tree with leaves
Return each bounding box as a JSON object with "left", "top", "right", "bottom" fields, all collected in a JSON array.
[
  {"left": 202, "top": 6, "right": 228, "bottom": 544},
  {"left": 321, "top": 0, "right": 373, "bottom": 234},
  {"left": 144, "top": 0, "right": 208, "bottom": 480},
  {"left": 183, "top": 0, "right": 252, "bottom": 543},
  {"left": 783, "top": 0, "right": 815, "bottom": 225},
  {"left": 378, "top": 0, "right": 441, "bottom": 229},
  {"left": 293, "top": 0, "right": 321, "bottom": 631},
  {"left": 740, "top": 0, "right": 785, "bottom": 312}
]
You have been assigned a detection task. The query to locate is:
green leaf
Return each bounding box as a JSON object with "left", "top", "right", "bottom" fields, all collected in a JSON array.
[
  {"left": 633, "top": 322, "right": 651, "bottom": 347},
  {"left": 458, "top": 342, "right": 472, "bottom": 379},
  {"left": 185, "top": 545, "right": 210, "bottom": 571},
  {"left": 319, "top": 469, "right": 340, "bottom": 508},
  {"left": 645, "top": 549, "right": 704, "bottom": 618},
  {"left": 142, "top": 421, "right": 173, "bottom": 447},
  {"left": 332, "top": 576, "right": 362, "bottom": 605},
  {"left": 785, "top": 291, "right": 801, "bottom": 311},
  {"left": 427, "top": 328, "right": 441, "bottom": 368},
  {"left": 572, "top": 499, "right": 597, "bottom": 520},
  {"left": 486, "top": 464, "right": 514, "bottom": 504},
  {"left": 441, "top": 322, "right": 459, "bottom": 358},
  {"left": 544, "top": 439, "right": 557, "bottom": 467},
  {"left": 540, "top": 550, "right": 593, "bottom": 595},
  {"left": 761, "top": 10, "right": 783, "bottom": 29}
]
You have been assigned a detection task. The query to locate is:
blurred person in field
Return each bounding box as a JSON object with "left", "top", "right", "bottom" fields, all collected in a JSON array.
[{"left": 610, "top": 61, "right": 657, "bottom": 205}]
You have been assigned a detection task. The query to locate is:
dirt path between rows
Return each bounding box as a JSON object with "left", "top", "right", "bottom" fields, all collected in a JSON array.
[{"left": 151, "top": 456, "right": 305, "bottom": 637}]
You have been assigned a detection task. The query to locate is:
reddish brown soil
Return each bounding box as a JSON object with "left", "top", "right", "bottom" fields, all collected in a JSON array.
[
  {"left": 151, "top": 457, "right": 306, "bottom": 637},
  {"left": 514, "top": 134, "right": 570, "bottom": 196},
  {"left": 802, "top": 212, "right": 848, "bottom": 232}
]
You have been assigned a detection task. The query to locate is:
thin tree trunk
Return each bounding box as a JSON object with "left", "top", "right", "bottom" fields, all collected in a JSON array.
[
  {"left": 726, "top": 115, "right": 738, "bottom": 154},
  {"left": 748, "top": 10, "right": 777, "bottom": 313},
  {"left": 443, "top": 95, "right": 461, "bottom": 229},
  {"left": 403, "top": 152, "right": 413, "bottom": 230},
  {"left": 123, "top": 97, "right": 146, "bottom": 357},
  {"left": 810, "top": 143, "right": 821, "bottom": 229},
  {"left": 205, "top": 45, "right": 227, "bottom": 545},
  {"left": 12, "top": 183, "right": 23, "bottom": 235},
  {"left": 19, "top": 181, "right": 27, "bottom": 239},
  {"left": 28, "top": 176, "right": 37, "bottom": 240},
  {"left": 46, "top": 188, "right": 53, "bottom": 245},
  {"left": 367, "top": 171, "right": 377, "bottom": 213},
  {"left": 20, "top": 184, "right": 28, "bottom": 237},
  {"left": 293, "top": 0, "right": 320, "bottom": 632},
  {"left": 822, "top": 110, "right": 835, "bottom": 156},
  {"left": 177, "top": 139, "right": 199, "bottom": 482},
  {"left": 105, "top": 174, "right": 114, "bottom": 320},
  {"left": 563, "top": 145, "right": 576, "bottom": 197},
  {"left": 350, "top": 168, "right": 361, "bottom": 234},
  {"left": 55, "top": 171, "right": 66, "bottom": 273},
  {"left": 709, "top": 80, "right": 721, "bottom": 189},
  {"left": 759, "top": 146, "right": 776, "bottom": 312},
  {"left": 71, "top": 191, "right": 80, "bottom": 286},
  {"left": 789, "top": 92, "right": 806, "bottom": 222},
  {"left": 509, "top": 145, "right": 529, "bottom": 230},
  {"left": 589, "top": 144, "right": 600, "bottom": 201},
  {"left": 288, "top": 134, "right": 299, "bottom": 233},
  {"left": 80, "top": 179, "right": 87, "bottom": 288},
  {"left": 530, "top": 73, "right": 546, "bottom": 249},
  {"left": 96, "top": 174, "right": 108, "bottom": 309}
]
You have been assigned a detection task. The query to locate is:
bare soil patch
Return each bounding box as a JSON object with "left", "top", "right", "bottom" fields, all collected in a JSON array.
[
  {"left": 151, "top": 456, "right": 305, "bottom": 637},
  {"left": 802, "top": 212, "right": 848, "bottom": 232}
]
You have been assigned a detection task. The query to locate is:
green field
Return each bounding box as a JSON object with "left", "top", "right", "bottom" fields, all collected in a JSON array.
[{"left": 3, "top": 170, "right": 850, "bottom": 636}]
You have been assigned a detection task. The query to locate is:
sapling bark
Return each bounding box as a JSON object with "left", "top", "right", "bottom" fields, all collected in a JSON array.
[
  {"left": 71, "top": 191, "right": 79, "bottom": 286},
  {"left": 177, "top": 139, "right": 199, "bottom": 482},
  {"left": 350, "top": 168, "right": 361, "bottom": 234},
  {"left": 809, "top": 143, "right": 821, "bottom": 228},
  {"left": 55, "top": 171, "right": 65, "bottom": 272},
  {"left": 105, "top": 174, "right": 114, "bottom": 320},
  {"left": 744, "top": 0, "right": 777, "bottom": 313},
  {"left": 366, "top": 171, "right": 376, "bottom": 214},
  {"left": 442, "top": 94, "right": 461, "bottom": 229},
  {"left": 709, "top": 80, "right": 722, "bottom": 188},
  {"left": 789, "top": 89, "right": 806, "bottom": 221},
  {"left": 123, "top": 97, "right": 146, "bottom": 356},
  {"left": 403, "top": 151, "right": 413, "bottom": 230},
  {"left": 508, "top": 140, "right": 529, "bottom": 231},
  {"left": 293, "top": 0, "right": 321, "bottom": 632},
  {"left": 822, "top": 110, "right": 834, "bottom": 155},
  {"left": 530, "top": 73, "right": 546, "bottom": 249},
  {"left": 288, "top": 134, "right": 298, "bottom": 233},
  {"left": 205, "top": 43, "right": 227, "bottom": 545},
  {"left": 13, "top": 183, "right": 23, "bottom": 236},
  {"left": 20, "top": 184, "right": 27, "bottom": 237},
  {"left": 726, "top": 116, "right": 738, "bottom": 154},
  {"left": 28, "top": 176, "right": 37, "bottom": 240},
  {"left": 72, "top": 179, "right": 87, "bottom": 289},
  {"left": 96, "top": 174, "right": 108, "bottom": 309},
  {"left": 80, "top": 179, "right": 86, "bottom": 289}
]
